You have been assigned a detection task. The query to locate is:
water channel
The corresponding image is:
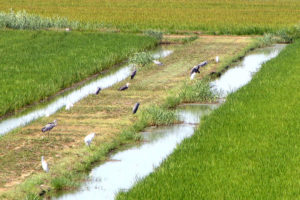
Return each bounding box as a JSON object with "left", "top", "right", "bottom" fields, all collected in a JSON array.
[{"left": 54, "top": 44, "right": 286, "bottom": 200}]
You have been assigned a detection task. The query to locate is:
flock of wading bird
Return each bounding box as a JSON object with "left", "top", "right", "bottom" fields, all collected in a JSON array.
[{"left": 40, "top": 55, "right": 220, "bottom": 173}]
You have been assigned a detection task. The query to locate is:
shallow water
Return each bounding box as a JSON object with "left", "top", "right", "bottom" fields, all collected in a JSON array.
[
  {"left": 0, "top": 49, "right": 173, "bottom": 136},
  {"left": 54, "top": 104, "right": 216, "bottom": 200},
  {"left": 211, "top": 44, "right": 286, "bottom": 97}
]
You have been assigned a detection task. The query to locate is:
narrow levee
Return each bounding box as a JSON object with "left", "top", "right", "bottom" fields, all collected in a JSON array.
[{"left": 53, "top": 44, "right": 285, "bottom": 200}]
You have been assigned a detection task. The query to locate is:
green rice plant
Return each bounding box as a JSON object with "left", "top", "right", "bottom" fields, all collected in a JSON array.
[
  {"left": 129, "top": 51, "right": 153, "bottom": 67},
  {"left": 0, "top": 30, "right": 157, "bottom": 117},
  {"left": 2, "top": 0, "right": 300, "bottom": 34}
]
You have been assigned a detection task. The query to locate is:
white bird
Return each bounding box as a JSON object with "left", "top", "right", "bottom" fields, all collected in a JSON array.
[
  {"left": 84, "top": 133, "right": 95, "bottom": 148},
  {"left": 65, "top": 102, "right": 74, "bottom": 110},
  {"left": 190, "top": 72, "right": 196, "bottom": 80},
  {"left": 153, "top": 60, "right": 163, "bottom": 66},
  {"left": 65, "top": 27, "right": 70, "bottom": 32},
  {"left": 215, "top": 56, "right": 219, "bottom": 63},
  {"left": 41, "top": 156, "right": 49, "bottom": 173}
]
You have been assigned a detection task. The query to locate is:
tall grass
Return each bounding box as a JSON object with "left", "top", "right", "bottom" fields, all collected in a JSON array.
[
  {"left": 117, "top": 40, "right": 300, "bottom": 199},
  {"left": 0, "top": 30, "right": 157, "bottom": 117},
  {"left": 1, "top": 0, "right": 300, "bottom": 34},
  {"left": 0, "top": 10, "right": 104, "bottom": 30},
  {"left": 163, "top": 79, "right": 218, "bottom": 109}
]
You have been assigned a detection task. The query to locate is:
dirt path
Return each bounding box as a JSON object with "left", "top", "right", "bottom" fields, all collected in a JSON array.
[{"left": 0, "top": 36, "right": 254, "bottom": 197}]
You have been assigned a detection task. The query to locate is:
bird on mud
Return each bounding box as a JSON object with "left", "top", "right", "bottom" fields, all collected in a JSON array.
[
  {"left": 41, "top": 120, "right": 57, "bottom": 137},
  {"left": 190, "top": 61, "right": 208, "bottom": 75},
  {"left": 119, "top": 83, "right": 130, "bottom": 91},
  {"left": 132, "top": 102, "right": 140, "bottom": 114},
  {"left": 41, "top": 156, "right": 49, "bottom": 173},
  {"left": 84, "top": 133, "right": 95, "bottom": 148},
  {"left": 153, "top": 60, "right": 163, "bottom": 66},
  {"left": 131, "top": 68, "right": 137, "bottom": 79},
  {"left": 95, "top": 87, "right": 102, "bottom": 95},
  {"left": 215, "top": 56, "right": 219, "bottom": 63},
  {"left": 190, "top": 65, "right": 200, "bottom": 75}
]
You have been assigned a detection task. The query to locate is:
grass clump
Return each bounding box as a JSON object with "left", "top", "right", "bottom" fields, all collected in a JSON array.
[
  {"left": 0, "top": 10, "right": 81, "bottom": 30},
  {"left": 179, "top": 79, "right": 218, "bottom": 103},
  {"left": 116, "top": 40, "right": 300, "bottom": 199},
  {"left": 141, "top": 106, "right": 177, "bottom": 126},
  {"left": 163, "top": 79, "right": 218, "bottom": 109},
  {"left": 144, "top": 30, "right": 163, "bottom": 41},
  {"left": 129, "top": 52, "right": 153, "bottom": 67}
]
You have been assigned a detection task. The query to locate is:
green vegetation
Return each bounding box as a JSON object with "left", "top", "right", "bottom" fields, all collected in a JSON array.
[
  {"left": 163, "top": 79, "right": 218, "bottom": 109},
  {"left": 0, "top": 30, "right": 157, "bottom": 117},
  {"left": 0, "top": 36, "right": 256, "bottom": 199},
  {"left": 117, "top": 41, "right": 300, "bottom": 199},
  {"left": 129, "top": 51, "right": 153, "bottom": 67},
  {"left": 1, "top": 0, "right": 300, "bottom": 34}
]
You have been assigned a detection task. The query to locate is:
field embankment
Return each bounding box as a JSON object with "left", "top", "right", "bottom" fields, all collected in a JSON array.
[
  {"left": 0, "top": 36, "right": 257, "bottom": 199},
  {"left": 117, "top": 40, "right": 300, "bottom": 199},
  {"left": 1, "top": 0, "right": 300, "bottom": 34},
  {"left": 0, "top": 30, "right": 157, "bottom": 118}
]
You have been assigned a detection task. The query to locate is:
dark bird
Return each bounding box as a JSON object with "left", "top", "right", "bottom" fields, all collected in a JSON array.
[
  {"left": 190, "top": 65, "right": 200, "bottom": 75},
  {"left": 95, "top": 87, "right": 102, "bottom": 95},
  {"left": 153, "top": 60, "right": 163, "bottom": 66},
  {"left": 190, "top": 61, "right": 208, "bottom": 75},
  {"left": 131, "top": 69, "right": 137, "bottom": 79},
  {"left": 197, "top": 61, "right": 208, "bottom": 68},
  {"left": 119, "top": 83, "right": 130, "bottom": 91},
  {"left": 132, "top": 103, "right": 140, "bottom": 114},
  {"left": 41, "top": 120, "right": 57, "bottom": 137}
]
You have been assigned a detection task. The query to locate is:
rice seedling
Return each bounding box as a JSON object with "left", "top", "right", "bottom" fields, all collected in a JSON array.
[
  {"left": 0, "top": 30, "right": 157, "bottom": 117},
  {"left": 116, "top": 40, "right": 300, "bottom": 199}
]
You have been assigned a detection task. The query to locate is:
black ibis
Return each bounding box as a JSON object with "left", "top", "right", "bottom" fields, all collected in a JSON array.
[
  {"left": 119, "top": 83, "right": 130, "bottom": 91},
  {"left": 95, "top": 87, "right": 102, "bottom": 95},
  {"left": 132, "top": 103, "right": 140, "bottom": 114}
]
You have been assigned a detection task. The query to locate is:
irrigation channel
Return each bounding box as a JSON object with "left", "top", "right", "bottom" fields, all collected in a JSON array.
[
  {"left": 54, "top": 43, "right": 286, "bottom": 200},
  {"left": 0, "top": 49, "right": 173, "bottom": 136}
]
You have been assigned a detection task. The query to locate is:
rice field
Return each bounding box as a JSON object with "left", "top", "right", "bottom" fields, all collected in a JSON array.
[
  {"left": 0, "top": 30, "right": 157, "bottom": 117},
  {"left": 0, "top": 36, "right": 256, "bottom": 199},
  {"left": 117, "top": 40, "right": 300, "bottom": 199},
  {"left": 1, "top": 0, "right": 300, "bottom": 34}
]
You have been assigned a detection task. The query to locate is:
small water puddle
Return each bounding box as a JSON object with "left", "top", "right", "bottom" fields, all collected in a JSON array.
[{"left": 0, "top": 49, "right": 173, "bottom": 136}]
